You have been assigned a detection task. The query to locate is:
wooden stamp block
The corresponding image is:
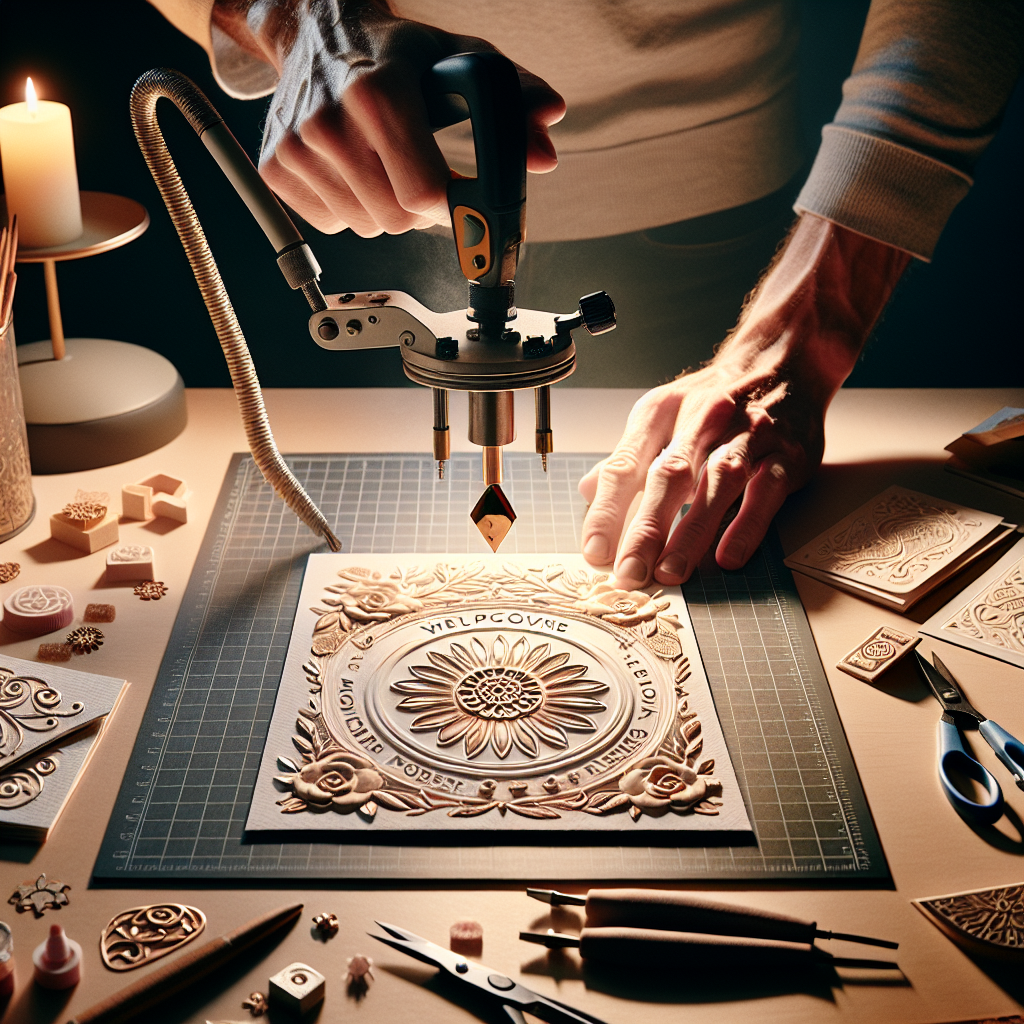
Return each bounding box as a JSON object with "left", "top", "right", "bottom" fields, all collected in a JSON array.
[
  {"left": 50, "top": 511, "right": 119, "bottom": 553},
  {"left": 105, "top": 544, "right": 156, "bottom": 582},
  {"left": 151, "top": 493, "right": 188, "bottom": 523},
  {"left": 268, "top": 962, "right": 325, "bottom": 1014},
  {"left": 133, "top": 474, "right": 189, "bottom": 523},
  {"left": 837, "top": 625, "right": 920, "bottom": 683},
  {"left": 121, "top": 484, "right": 152, "bottom": 521},
  {"left": 138, "top": 473, "right": 186, "bottom": 499}
]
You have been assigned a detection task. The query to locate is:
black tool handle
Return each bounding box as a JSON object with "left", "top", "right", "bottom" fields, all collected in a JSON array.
[
  {"left": 422, "top": 51, "right": 527, "bottom": 290},
  {"left": 583, "top": 889, "right": 818, "bottom": 945},
  {"left": 578, "top": 927, "right": 820, "bottom": 970}
]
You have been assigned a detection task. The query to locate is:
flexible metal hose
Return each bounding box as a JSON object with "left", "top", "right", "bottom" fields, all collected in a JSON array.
[{"left": 130, "top": 68, "right": 340, "bottom": 551}]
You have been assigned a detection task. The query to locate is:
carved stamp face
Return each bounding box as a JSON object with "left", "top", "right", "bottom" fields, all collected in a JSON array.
[{"left": 252, "top": 555, "right": 751, "bottom": 835}]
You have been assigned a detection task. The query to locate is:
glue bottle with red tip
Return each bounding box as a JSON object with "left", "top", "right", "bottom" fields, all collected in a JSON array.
[
  {"left": 0, "top": 922, "right": 14, "bottom": 997},
  {"left": 32, "top": 924, "right": 81, "bottom": 989}
]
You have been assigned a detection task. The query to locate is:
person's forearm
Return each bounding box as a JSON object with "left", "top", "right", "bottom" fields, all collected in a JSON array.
[{"left": 712, "top": 213, "right": 911, "bottom": 403}]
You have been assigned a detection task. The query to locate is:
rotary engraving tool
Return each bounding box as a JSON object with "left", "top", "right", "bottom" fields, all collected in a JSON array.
[{"left": 132, "top": 52, "right": 615, "bottom": 553}]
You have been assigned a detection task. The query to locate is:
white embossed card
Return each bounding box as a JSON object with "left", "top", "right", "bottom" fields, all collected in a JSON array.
[{"left": 246, "top": 555, "right": 751, "bottom": 836}]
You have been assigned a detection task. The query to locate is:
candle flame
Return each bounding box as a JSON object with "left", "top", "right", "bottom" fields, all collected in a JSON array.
[{"left": 25, "top": 77, "right": 38, "bottom": 116}]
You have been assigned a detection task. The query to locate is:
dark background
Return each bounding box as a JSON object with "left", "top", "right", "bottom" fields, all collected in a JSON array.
[{"left": 1, "top": 0, "right": 1021, "bottom": 389}]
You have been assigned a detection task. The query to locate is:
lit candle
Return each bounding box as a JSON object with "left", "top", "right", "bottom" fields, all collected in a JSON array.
[{"left": 0, "top": 78, "right": 82, "bottom": 248}]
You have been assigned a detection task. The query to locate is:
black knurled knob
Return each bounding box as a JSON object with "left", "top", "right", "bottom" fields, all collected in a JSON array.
[{"left": 578, "top": 291, "right": 616, "bottom": 335}]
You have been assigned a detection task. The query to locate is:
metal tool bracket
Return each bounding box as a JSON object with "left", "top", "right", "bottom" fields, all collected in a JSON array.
[{"left": 310, "top": 291, "right": 578, "bottom": 391}]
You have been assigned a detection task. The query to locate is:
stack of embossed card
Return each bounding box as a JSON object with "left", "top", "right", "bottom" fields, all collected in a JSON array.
[
  {"left": 784, "top": 486, "right": 1017, "bottom": 611},
  {"left": 0, "top": 655, "right": 127, "bottom": 841}
]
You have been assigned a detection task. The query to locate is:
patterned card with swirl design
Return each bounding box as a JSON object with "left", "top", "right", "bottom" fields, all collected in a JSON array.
[
  {"left": 0, "top": 655, "right": 126, "bottom": 771},
  {"left": 0, "top": 655, "right": 126, "bottom": 840},
  {"left": 246, "top": 554, "right": 751, "bottom": 836},
  {"left": 0, "top": 729, "right": 97, "bottom": 841},
  {"left": 784, "top": 486, "right": 1013, "bottom": 609},
  {"left": 920, "top": 535, "right": 1024, "bottom": 669}
]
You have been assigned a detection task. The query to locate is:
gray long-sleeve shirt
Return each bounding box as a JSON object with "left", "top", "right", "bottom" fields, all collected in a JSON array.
[{"left": 150, "top": 0, "right": 1023, "bottom": 258}]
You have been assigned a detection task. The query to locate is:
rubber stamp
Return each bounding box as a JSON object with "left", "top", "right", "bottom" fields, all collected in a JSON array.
[{"left": 837, "top": 625, "right": 919, "bottom": 683}]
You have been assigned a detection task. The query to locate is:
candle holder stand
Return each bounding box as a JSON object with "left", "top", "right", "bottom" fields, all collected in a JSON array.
[{"left": 1, "top": 190, "right": 187, "bottom": 473}]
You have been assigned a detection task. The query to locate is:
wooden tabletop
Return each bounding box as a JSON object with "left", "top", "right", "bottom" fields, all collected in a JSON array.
[{"left": 1, "top": 386, "right": 1022, "bottom": 1024}]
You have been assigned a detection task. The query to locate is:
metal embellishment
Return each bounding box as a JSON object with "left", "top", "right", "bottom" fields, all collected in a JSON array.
[
  {"left": 100, "top": 903, "right": 207, "bottom": 970},
  {"left": 0, "top": 752, "right": 59, "bottom": 809},
  {"left": 66, "top": 626, "right": 104, "bottom": 654},
  {"left": 242, "top": 992, "right": 268, "bottom": 1016},
  {"left": 313, "top": 912, "right": 339, "bottom": 937},
  {"left": 134, "top": 581, "right": 168, "bottom": 601},
  {"left": 0, "top": 562, "right": 20, "bottom": 584},
  {"left": 0, "top": 668, "right": 84, "bottom": 768},
  {"left": 8, "top": 873, "right": 70, "bottom": 916},
  {"left": 274, "top": 562, "right": 722, "bottom": 824}
]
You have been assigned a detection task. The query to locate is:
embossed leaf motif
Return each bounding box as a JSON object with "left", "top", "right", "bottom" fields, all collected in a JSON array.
[
  {"left": 101, "top": 904, "right": 207, "bottom": 970},
  {"left": 392, "top": 634, "right": 608, "bottom": 760}
]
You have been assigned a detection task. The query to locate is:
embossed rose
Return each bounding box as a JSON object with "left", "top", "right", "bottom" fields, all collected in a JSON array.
[
  {"left": 328, "top": 579, "right": 424, "bottom": 624},
  {"left": 619, "top": 756, "right": 721, "bottom": 814},
  {"left": 573, "top": 582, "right": 667, "bottom": 628},
  {"left": 287, "top": 751, "right": 382, "bottom": 813}
]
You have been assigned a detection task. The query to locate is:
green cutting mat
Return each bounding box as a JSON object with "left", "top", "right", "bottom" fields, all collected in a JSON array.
[{"left": 94, "top": 453, "right": 888, "bottom": 882}]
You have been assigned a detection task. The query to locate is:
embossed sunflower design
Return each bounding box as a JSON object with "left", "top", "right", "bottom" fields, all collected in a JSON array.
[{"left": 391, "top": 635, "right": 608, "bottom": 760}]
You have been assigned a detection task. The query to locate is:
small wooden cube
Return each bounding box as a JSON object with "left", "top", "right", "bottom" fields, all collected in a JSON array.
[
  {"left": 268, "top": 963, "right": 325, "bottom": 1015},
  {"left": 139, "top": 473, "right": 186, "bottom": 498},
  {"left": 151, "top": 493, "right": 189, "bottom": 523},
  {"left": 37, "top": 643, "right": 73, "bottom": 662},
  {"left": 50, "top": 511, "right": 119, "bottom": 553},
  {"left": 121, "top": 484, "right": 153, "bottom": 521},
  {"left": 134, "top": 474, "right": 190, "bottom": 523},
  {"left": 84, "top": 603, "right": 116, "bottom": 623}
]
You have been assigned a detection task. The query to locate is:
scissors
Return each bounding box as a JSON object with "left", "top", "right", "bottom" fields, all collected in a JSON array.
[
  {"left": 915, "top": 650, "right": 1024, "bottom": 824},
  {"left": 371, "top": 921, "right": 609, "bottom": 1024}
]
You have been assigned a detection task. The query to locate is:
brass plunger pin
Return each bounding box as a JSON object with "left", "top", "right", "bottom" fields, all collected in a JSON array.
[
  {"left": 535, "top": 385, "right": 553, "bottom": 472},
  {"left": 432, "top": 388, "right": 450, "bottom": 480},
  {"left": 482, "top": 445, "right": 503, "bottom": 487}
]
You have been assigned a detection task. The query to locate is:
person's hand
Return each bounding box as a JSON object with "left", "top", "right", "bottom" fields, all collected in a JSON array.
[
  {"left": 213, "top": 0, "right": 565, "bottom": 237},
  {"left": 579, "top": 214, "right": 911, "bottom": 588}
]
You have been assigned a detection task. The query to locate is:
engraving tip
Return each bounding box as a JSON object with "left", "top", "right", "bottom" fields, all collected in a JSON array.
[
  {"left": 438, "top": 460, "right": 445, "bottom": 480},
  {"left": 470, "top": 484, "right": 516, "bottom": 552},
  {"left": 541, "top": 453, "right": 548, "bottom": 472}
]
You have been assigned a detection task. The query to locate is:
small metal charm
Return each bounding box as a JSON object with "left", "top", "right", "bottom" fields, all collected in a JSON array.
[
  {"left": 134, "top": 581, "right": 168, "bottom": 601},
  {"left": 65, "top": 626, "right": 104, "bottom": 654},
  {"left": 0, "top": 562, "right": 20, "bottom": 584},
  {"left": 8, "top": 873, "right": 70, "bottom": 916},
  {"left": 312, "top": 912, "right": 339, "bottom": 937},
  {"left": 241, "top": 992, "right": 268, "bottom": 1017}
]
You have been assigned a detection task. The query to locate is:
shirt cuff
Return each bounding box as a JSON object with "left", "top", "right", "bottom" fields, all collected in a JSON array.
[
  {"left": 794, "top": 125, "right": 973, "bottom": 261},
  {"left": 211, "top": 23, "right": 279, "bottom": 99}
]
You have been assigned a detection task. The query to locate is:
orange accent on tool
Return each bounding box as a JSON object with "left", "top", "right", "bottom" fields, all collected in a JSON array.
[{"left": 452, "top": 204, "right": 490, "bottom": 280}]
